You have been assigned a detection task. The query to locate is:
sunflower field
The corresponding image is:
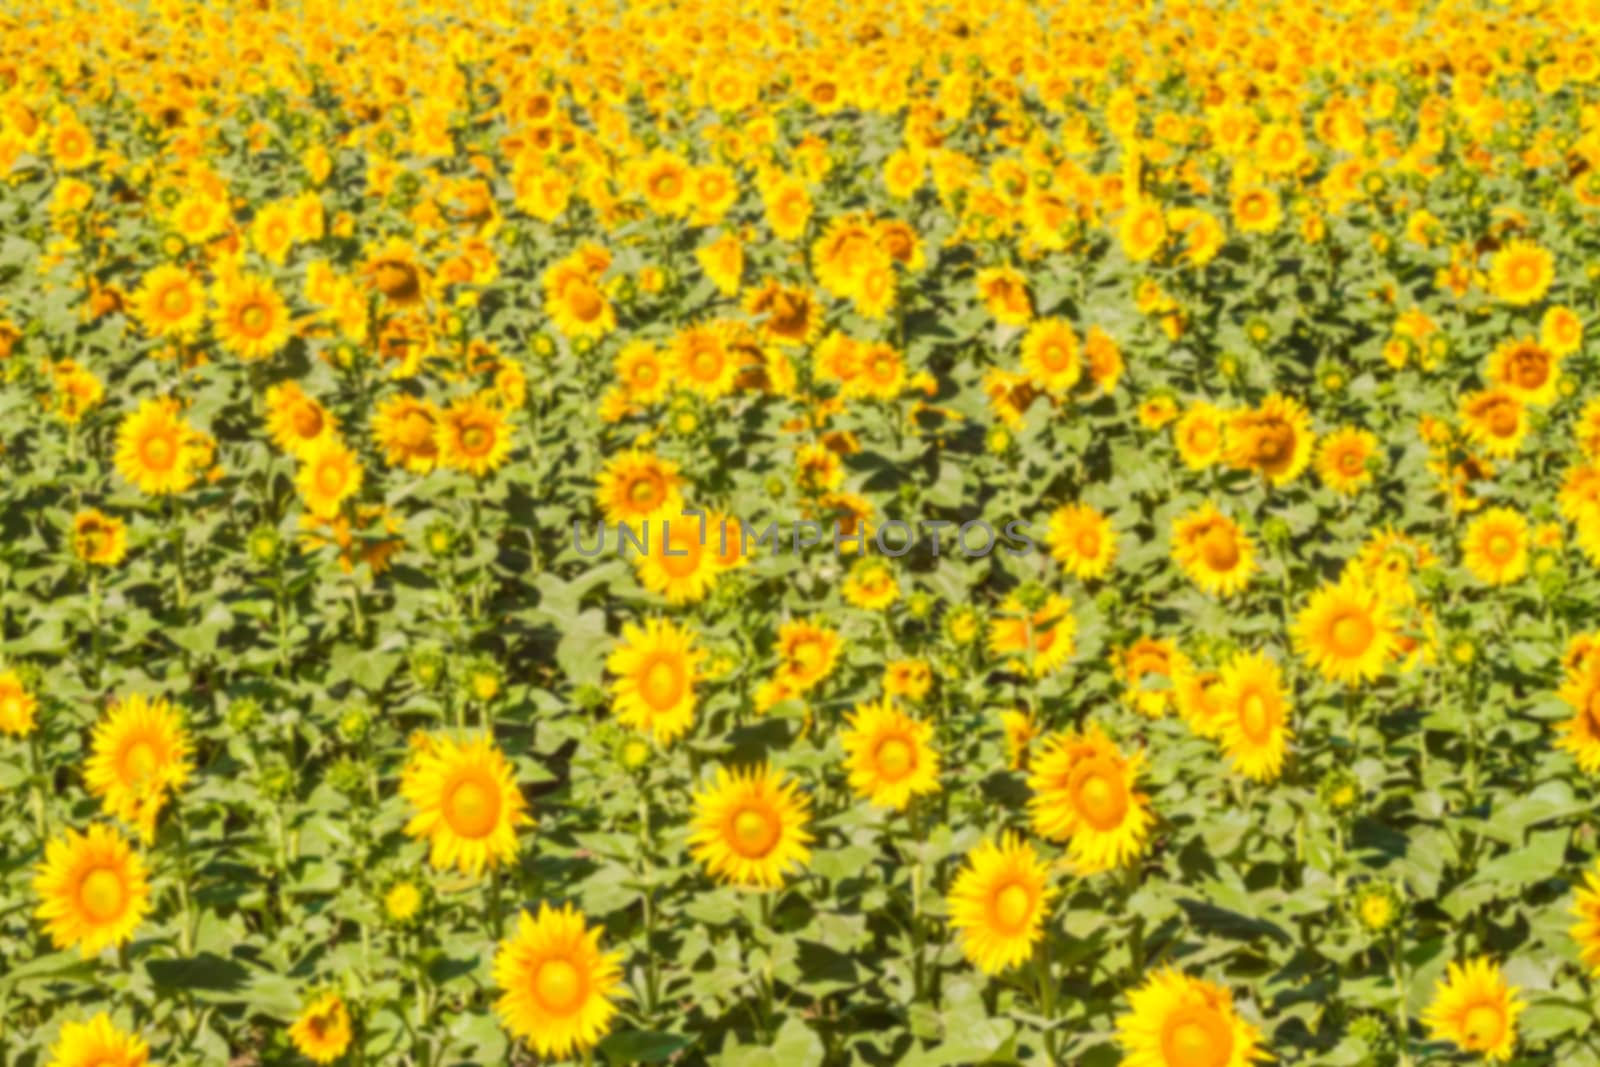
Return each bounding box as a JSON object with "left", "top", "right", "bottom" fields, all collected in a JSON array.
[{"left": 11, "top": 0, "right": 1600, "bottom": 1064}]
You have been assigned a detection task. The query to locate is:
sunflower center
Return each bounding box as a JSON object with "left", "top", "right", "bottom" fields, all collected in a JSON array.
[
  {"left": 875, "top": 737, "right": 914, "bottom": 781},
  {"left": 567, "top": 283, "right": 603, "bottom": 321},
  {"left": 141, "top": 431, "right": 178, "bottom": 471},
  {"left": 1487, "top": 405, "right": 1517, "bottom": 436},
  {"left": 1238, "top": 690, "right": 1273, "bottom": 743},
  {"left": 1462, "top": 1003, "right": 1505, "bottom": 1048},
  {"left": 159, "top": 284, "right": 193, "bottom": 316},
  {"left": 534, "top": 958, "right": 585, "bottom": 1014},
  {"left": 1160, "top": 1005, "right": 1233, "bottom": 1067},
  {"left": 730, "top": 806, "right": 779, "bottom": 858},
  {"left": 1339, "top": 449, "right": 1364, "bottom": 475},
  {"left": 656, "top": 530, "right": 703, "bottom": 577},
  {"left": 1329, "top": 610, "right": 1374, "bottom": 657},
  {"left": 689, "top": 350, "right": 723, "bottom": 380},
  {"left": 1187, "top": 424, "right": 1217, "bottom": 452},
  {"left": 123, "top": 740, "right": 159, "bottom": 783},
  {"left": 1252, "top": 423, "right": 1294, "bottom": 468},
  {"left": 1484, "top": 532, "right": 1515, "bottom": 563},
  {"left": 1038, "top": 340, "right": 1072, "bottom": 372},
  {"left": 444, "top": 777, "right": 500, "bottom": 839},
  {"left": 316, "top": 461, "right": 346, "bottom": 497},
  {"left": 1510, "top": 262, "right": 1537, "bottom": 289},
  {"left": 992, "top": 883, "right": 1033, "bottom": 932},
  {"left": 627, "top": 474, "right": 664, "bottom": 507},
  {"left": 1199, "top": 526, "right": 1240, "bottom": 570},
  {"left": 238, "top": 302, "right": 270, "bottom": 335},
  {"left": 292, "top": 404, "right": 325, "bottom": 439},
  {"left": 649, "top": 171, "right": 683, "bottom": 201},
  {"left": 375, "top": 262, "right": 421, "bottom": 301},
  {"left": 1075, "top": 529, "right": 1101, "bottom": 558},
  {"left": 79, "top": 867, "right": 127, "bottom": 922},
  {"left": 460, "top": 424, "right": 492, "bottom": 455},
  {"left": 639, "top": 656, "right": 685, "bottom": 710},
  {"left": 1513, "top": 352, "right": 1548, "bottom": 389},
  {"left": 1072, "top": 762, "right": 1129, "bottom": 830}
]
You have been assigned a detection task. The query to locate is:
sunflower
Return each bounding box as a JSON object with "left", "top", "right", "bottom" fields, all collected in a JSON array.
[
  {"left": 287, "top": 992, "right": 352, "bottom": 1065},
  {"left": 45, "top": 1013, "right": 150, "bottom": 1067},
  {"left": 212, "top": 274, "right": 291, "bottom": 361},
  {"left": 264, "top": 381, "right": 337, "bottom": 458},
  {"left": 1461, "top": 506, "right": 1529, "bottom": 586},
  {"left": 988, "top": 594, "right": 1076, "bottom": 677},
  {"left": 362, "top": 238, "right": 429, "bottom": 306},
  {"left": 1118, "top": 199, "right": 1168, "bottom": 261},
  {"left": 1225, "top": 394, "right": 1314, "bottom": 485},
  {"left": 1116, "top": 637, "right": 1186, "bottom": 719},
  {"left": 493, "top": 902, "right": 624, "bottom": 1060},
  {"left": 776, "top": 618, "right": 843, "bottom": 691},
  {"left": 1423, "top": 957, "right": 1525, "bottom": 1062},
  {"left": 632, "top": 513, "right": 720, "bottom": 604},
  {"left": 546, "top": 272, "right": 615, "bottom": 340},
  {"left": 72, "top": 509, "right": 127, "bottom": 567},
  {"left": 1314, "top": 427, "right": 1378, "bottom": 495},
  {"left": 0, "top": 670, "right": 38, "bottom": 736},
  {"left": 370, "top": 393, "right": 440, "bottom": 473},
  {"left": 1019, "top": 317, "right": 1081, "bottom": 394},
  {"left": 295, "top": 435, "right": 363, "bottom": 518},
  {"left": 1458, "top": 389, "right": 1527, "bottom": 458},
  {"left": 1048, "top": 502, "right": 1117, "bottom": 580},
  {"left": 975, "top": 266, "right": 1033, "bottom": 325},
  {"left": 637, "top": 149, "right": 691, "bottom": 216},
  {"left": 606, "top": 617, "right": 702, "bottom": 745},
  {"left": 1216, "top": 651, "right": 1292, "bottom": 783},
  {"left": 436, "top": 393, "right": 513, "bottom": 477},
  {"left": 840, "top": 698, "right": 940, "bottom": 811},
  {"left": 811, "top": 213, "right": 882, "bottom": 298},
  {"left": 672, "top": 322, "right": 740, "bottom": 400},
  {"left": 400, "top": 733, "right": 531, "bottom": 876},
  {"left": 1173, "top": 660, "right": 1229, "bottom": 740},
  {"left": 695, "top": 233, "right": 744, "bottom": 296},
  {"left": 1541, "top": 304, "right": 1584, "bottom": 356},
  {"left": 688, "top": 763, "right": 813, "bottom": 889},
  {"left": 596, "top": 450, "right": 684, "bottom": 525},
  {"left": 1486, "top": 336, "right": 1560, "bottom": 406},
  {"left": 1292, "top": 574, "right": 1397, "bottom": 685},
  {"left": 1488, "top": 238, "right": 1554, "bottom": 306},
  {"left": 1569, "top": 858, "right": 1600, "bottom": 976},
  {"left": 1027, "top": 725, "right": 1152, "bottom": 873},
  {"left": 946, "top": 833, "right": 1057, "bottom": 974},
  {"left": 841, "top": 557, "right": 900, "bottom": 610},
  {"left": 1231, "top": 185, "right": 1283, "bottom": 234},
  {"left": 131, "top": 263, "right": 205, "bottom": 339},
  {"left": 113, "top": 398, "right": 203, "bottom": 496},
  {"left": 1556, "top": 658, "right": 1600, "bottom": 773},
  {"left": 1116, "top": 967, "right": 1269, "bottom": 1067},
  {"left": 1170, "top": 503, "right": 1256, "bottom": 597},
  {"left": 33, "top": 823, "right": 152, "bottom": 957},
  {"left": 1174, "top": 402, "right": 1226, "bottom": 469},
  {"left": 614, "top": 341, "right": 672, "bottom": 406},
  {"left": 84, "top": 693, "right": 192, "bottom": 842}
]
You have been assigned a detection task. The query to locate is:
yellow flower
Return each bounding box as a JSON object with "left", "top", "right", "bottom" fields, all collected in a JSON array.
[
  {"left": 988, "top": 594, "right": 1076, "bottom": 677},
  {"left": 1027, "top": 724, "right": 1152, "bottom": 873},
  {"left": 1461, "top": 506, "right": 1529, "bottom": 586},
  {"left": 946, "top": 833, "right": 1057, "bottom": 974},
  {"left": 288, "top": 991, "right": 353, "bottom": 1065},
  {"left": 775, "top": 618, "right": 842, "bottom": 692},
  {"left": 1314, "top": 426, "right": 1378, "bottom": 495},
  {"left": 33, "top": 823, "right": 152, "bottom": 957},
  {"left": 400, "top": 733, "right": 531, "bottom": 877},
  {"left": 841, "top": 557, "right": 900, "bottom": 610},
  {"left": 1173, "top": 402, "right": 1226, "bottom": 469},
  {"left": 1216, "top": 651, "right": 1292, "bottom": 783},
  {"left": 596, "top": 451, "right": 683, "bottom": 525},
  {"left": 1423, "top": 957, "right": 1525, "bottom": 1062},
  {"left": 1489, "top": 238, "right": 1554, "bottom": 306},
  {"left": 1556, "top": 658, "right": 1600, "bottom": 773},
  {"left": 84, "top": 693, "right": 192, "bottom": 842},
  {"left": 370, "top": 393, "right": 440, "bottom": 473},
  {"left": 1486, "top": 336, "right": 1560, "bottom": 406},
  {"left": 0, "top": 670, "right": 38, "bottom": 736},
  {"left": 212, "top": 274, "right": 291, "bottom": 361},
  {"left": 1225, "top": 394, "right": 1314, "bottom": 485},
  {"left": 1458, "top": 389, "right": 1527, "bottom": 458},
  {"left": 384, "top": 881, "right": 422, "bottom": 923},
  {"left": 131, "top": 264, "right": 206, "bottom": 339},
  {"left": 1171, "top": 503, "right": 1256, "bottom": 597},
  {"left": 266, "top": 381, "right": 338, "bottom": 459},
  {"left": 72, "top": 509, "right": 127, "bottom": 567},
  {"left": 975, "top": 265, "right": 1032, "bottom": 325},
  {"left": 1116, "top": 967, "right": 1269, "bottom": 1067},
  {"left": 493, "top": 903, "right": 624, "bottom": 1060},
  {"left": 631, "top": 513, "right": 721, "bottom": 604},
  {"left": 436, "top": 393, "right": 513, "bottom": 477},
  {"left": 1569, "top": 858, "right": 1600, "bottom": 975},
  {"left": 672, "top": 322, "right": 740, "bottom": 400},
  {"left": 1293, "top": 574, "right": 1397, "bottom": 686},
  {"left": 295, "top": 435, "right": 363, "bottom": 519},
  {"left": 606, "top": 617, "right": 702, "bottom": 745},
  {"left": 45, "top": 1013, "right": 151, "bottom": 1067},
  {"left": 840, "top": 698, "right": 940, "bottom": 811},
  {"left": 114, "top": 397, "right": 203, "bottom": 496},
  {"left": 688, "top": 763, "right": 813, "bottom": 889},
  {"left": 1019, "top": 317, "right": 1081, "bottom": 394},
  {"left": 1048, "top": 502, "right": 1117, "bottom": 580}
]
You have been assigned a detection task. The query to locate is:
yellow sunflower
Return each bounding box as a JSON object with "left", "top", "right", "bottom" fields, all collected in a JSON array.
[
  {"left": 1423, "top": 957, "right": 1525, "bottom": 1063},
  {"left": 946, "top": 833, "right": 1057, "bottom": 974},
  {"left": 370, "top": 393, "right": 440, "bottom": 473},
  {"left": 840, "top": 698, "right": 940, "bottom": 811},
  {"left": 84, "top": 693, "right": 192, "bottom": 842},
  {"left": 113, "top": 397, "right": 202, "bottom": 496},
  {"left": 436, "top": 393, "right": 513, "bottom": 478},
  {"left": 1027, "top": 725, "right": 1152, "bottom": 873},
  {"left": 1173, "top": 660, "right": 1229, "bottom": 740},
  {"left": 0, "top": 669, "right": 38, "bottom": 736},
  {"left": 614, "top": 341, "right": 672, "bottom": 405},
  {"left": 1115, "top": 637, "right": 1186, "bottom": 719},
  {"left": 1486, "top": 336, "right": 1560, "bottom": 406},
  {"left": 1216, "top": 651, "right": 1292, "bottom": 783},
  {"left": 131, "top": 263, "right": 206, "bottom": 339},
  {"left": 400, "top": 733, "right": 531, "bottom": 877},
  {"left": 988, "top": 594, "right": 1077, "bottom": 677},
  {"left": 45, "top": 1013, "right": 151, "bottom": 1067},
  {"left": 265, "top": 382, "right": 338, "bottom": 459},
  {"left": 362, "top": 237, "right": 430, "bottom": 307},
  {"left": 595, "top": 450, "right": 683, "bottom": 525},
  {"left": 212, "top": 274, "right": 291, "bottom": 361},
  {"left": 841, "top": 557, "right": 900, "bottom": 610},
  {"left": 606, "top": 617, "right": 702, "bottom": 745},
  {"left": 33, "top": 823, "right": 152, "bottom": 957},
  {"left": 1225, "top": 394, "right": 1315, "bottom": 485},
  {"left": 494, "top": 902, "right": 624, "bottom": 1060},
  {"left": 672, "top": 322, "right": 741, "bottom": 400},
  {"left": 631, "top": 513, "right": 720, "bottom": 604},
  {"left": 1458, "top": 389, "right": 1528, "bottom": 458},
  {"left": 1314, "top": 427, "right": 1378, "bottom": 495},
  {"left": 1461, "top": 506, "right": 1529, "bottom": 586},
  {"left": 975, "top": 266, "right": 1033, "bottom": 325},
  {"left": 1292, "top": 574, "right": 1397, "bottom": 686},
  {"left": 546, "top": 272, "right": 615, "bottom": 340},
  {"left": 1555, "top": 657, "right": 1600, "bottom": 773},
  {"left": 688, "top": 763, "right": 813, "bottom": 889},
  {"left": 1048, "top": 503, "right": 1117, "bottom": 580},
  {"left": 1170, "top": 503, "right": 1256, "bottom": 597},
  {"left": 1174, "top": 402, "right": 1226, "bottom": 470},
  {"left": 287, "top": 991, "right": 352, "bottom": 1065},
  {"left": 775, "top": 618, "right": 843, "bottom": 692},
  {"left": 1569, "top": 858, "right": 1600, "bottom": 976},
  {"left": 1019, "top": 317, "right": 1081, "bottom": 394},
  {"left": 295, "top": 435, "right": 363, "bottom": 519},
  {"left": 72, "top": 509, "right": 127, "bottom": 567},
  {"left": 1488, "top": 238, "right": 1554, "bottom": 306},
  {"left": 1116, "top": 967, "right": 1269, "bottom": 1067}
]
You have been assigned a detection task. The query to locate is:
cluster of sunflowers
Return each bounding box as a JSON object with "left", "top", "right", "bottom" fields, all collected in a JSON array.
[{"left": 8, "top": 0, "right": 1600, "bottom": 1065}]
